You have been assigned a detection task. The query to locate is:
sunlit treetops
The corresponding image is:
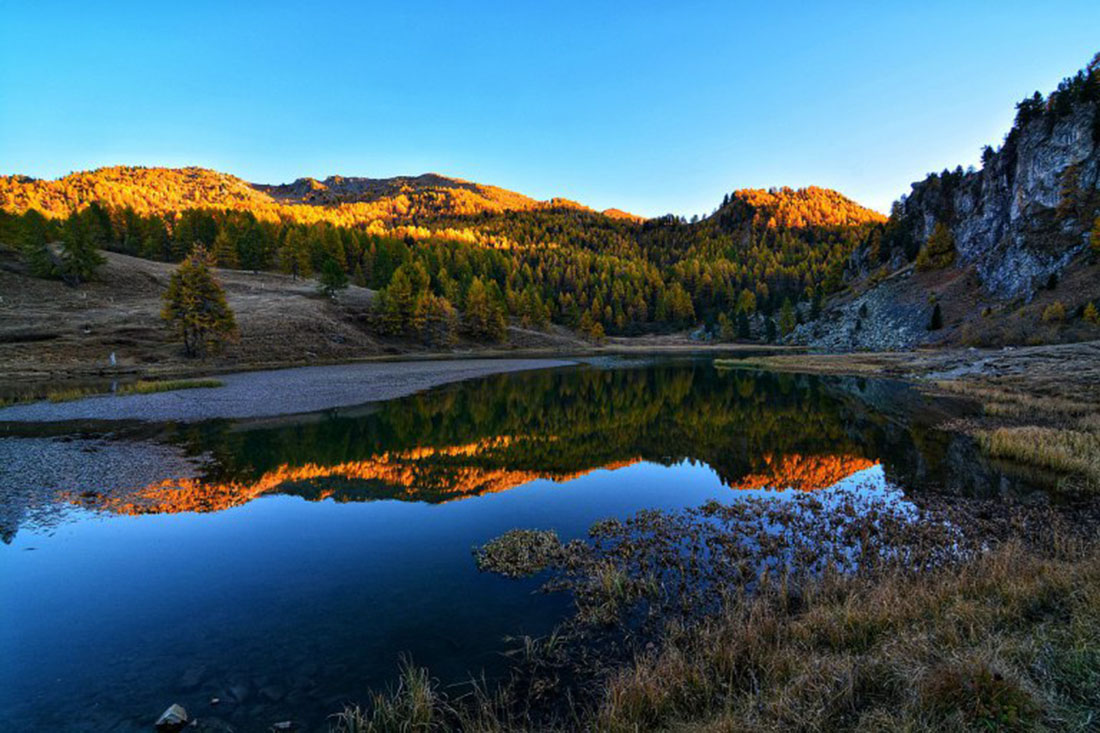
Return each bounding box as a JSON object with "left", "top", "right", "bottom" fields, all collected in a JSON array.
[
  {"left": 0, "top": 166, "right": 639, "bottom": 229},
  {"left": 0, "top": 167, "right": 885, "bottom": 337},
  {"left": 717, "top": 187, "right": 887, "bottom": 230}
]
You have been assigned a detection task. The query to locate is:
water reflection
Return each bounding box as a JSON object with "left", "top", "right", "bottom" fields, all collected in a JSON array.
[
  {"left": 60, "top": 365, "right": 925, "bottom": 519},
  {"left": 0, "top": 361, "right": 1041, "bottom": 732}
]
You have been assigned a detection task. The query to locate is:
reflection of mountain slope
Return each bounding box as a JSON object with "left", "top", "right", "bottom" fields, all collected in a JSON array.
[
  {"left": 727, "top": 454, "right": 878, "bottom": 492},
  {"left": 70, "top": 438, "right": 643, "bottom": 516},
  {"left": 69, "top": 440, "right": 876, "bottom": 517}
]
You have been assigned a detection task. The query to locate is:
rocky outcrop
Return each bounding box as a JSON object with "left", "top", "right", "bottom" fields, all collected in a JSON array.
[
  {"left": 875, "top": 55, "right": 1100, "bottom": 301},
  {"left": 893, "top": 98, "right": 1098, "bottom": 300},
  {"left": 797, "top": 55, "right": 1100, "bottom": 351}
]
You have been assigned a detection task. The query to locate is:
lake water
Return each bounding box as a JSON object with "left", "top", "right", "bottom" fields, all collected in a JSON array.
[{"left": 0, "top": 358, "right": 1027, "bottom": 732}]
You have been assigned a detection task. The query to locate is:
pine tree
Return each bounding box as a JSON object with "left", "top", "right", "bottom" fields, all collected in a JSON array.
[
  {"left": 212, "top": 229, "right": 239, "bottom": 269},
  {"left": 58, "top": 212, "right": 106, "bottom": 285},
  {"left": 916, "top": 222, "right": 956, "bottom": 271},
  {"left": 20, "top": 210, "right": 54, "bottom": 278},
  {"left": 765, "top": 318, "right": 777, "bottom": 343},
  {"left": 377, "top": 266, "right": 418, "bottom": 335},
  {"left": 928, "top": 302, "right": 943, "bottom": 330},
  {"left": 1083, "top": 301, "right": 1099, "bottom": 324},
  {"left": 414, "top": 293, "right": 458, "bottom": 347},
  {"left": 161, "top": 246, "right": 238, "bottom": 357},
  {"left": 318, "top": 257, "right": 349, "bottom": 298},
  {"left": 737, "top": 309, "right": 751, "bottom": 339},
  {"left": 463, "top": 277, "right": 507, "bottom": 342},
  {"left": 778, "top": 298, "right": 796, "bottom": 336},
  {"left": 717, "top": 312, "right": 735, "bottom": 342}
]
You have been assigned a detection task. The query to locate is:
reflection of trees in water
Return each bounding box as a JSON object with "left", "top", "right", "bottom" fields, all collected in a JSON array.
[{"left": 124, "top": 367, "right": 900, "bottom": 507}]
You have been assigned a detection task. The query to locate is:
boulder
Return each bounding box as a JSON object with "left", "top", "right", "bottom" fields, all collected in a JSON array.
[{"left": 154, "top": 703, "right": 188, "bottom": 732}]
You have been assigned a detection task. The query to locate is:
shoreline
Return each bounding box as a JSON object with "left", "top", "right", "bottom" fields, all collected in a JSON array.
[
  {"left": 0, "top": 357, "right": 578, "bottom": 423},
  {"left": 0, "top": 342, "right": 795, "bottom": 386}
]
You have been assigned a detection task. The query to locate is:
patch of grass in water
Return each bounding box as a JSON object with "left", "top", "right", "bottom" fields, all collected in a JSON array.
[
  {"left": 980, "top": 426, "right": 1100, "bottom": 491},
  {"left": 118, "top": 378, "right": 223, "bottom": 395},
  {"left": 474, "top": 528, "right": 565, "bottom": 578}
]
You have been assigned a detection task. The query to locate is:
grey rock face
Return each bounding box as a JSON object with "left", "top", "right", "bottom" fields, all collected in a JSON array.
[{"left": 898, "top": 101, "right": 1098, "bottom": 300}]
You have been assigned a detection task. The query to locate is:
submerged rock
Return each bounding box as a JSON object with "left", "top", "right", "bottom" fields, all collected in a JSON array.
[{"left": 154, "top": 703, "right": 188, "bottom": 732}]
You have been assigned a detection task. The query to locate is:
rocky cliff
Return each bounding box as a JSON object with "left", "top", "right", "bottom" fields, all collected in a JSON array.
[{"left": 796, "top": 54, "right": 1100, "bottom": 351}]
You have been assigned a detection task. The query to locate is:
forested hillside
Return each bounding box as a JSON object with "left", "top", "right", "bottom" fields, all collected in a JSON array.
[{"left": 0, "top": 167, "right": 883, "bottom": 342}]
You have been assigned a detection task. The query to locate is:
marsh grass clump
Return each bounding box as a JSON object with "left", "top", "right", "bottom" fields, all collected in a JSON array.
[
  {"left": 334, "top": 494, "right": 1100, "bottom": 732},
  {"left": 330, "top": 658, "right": 444, "bottom": 733},
  {"left": 980, "top": 426, "right": 1100, "bottom": 490},
  {"left": 118, "top": 378, "right": 223, "bottom": 395},
  {"left": 46, "top": 386, "right": 98, "bottom": 403},
  {"left": 473, "top": 529, "right": 566, "bottom": 578}
]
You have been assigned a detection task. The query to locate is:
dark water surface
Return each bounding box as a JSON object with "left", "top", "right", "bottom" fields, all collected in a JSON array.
[{"left": 0, "top": 358, "right": 1029, "bottom": 732}]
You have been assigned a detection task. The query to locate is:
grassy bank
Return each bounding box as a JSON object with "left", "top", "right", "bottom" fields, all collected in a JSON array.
[
  {"left": 330, "top": 489, "right": 1100, "bottom": 732},
  {"left": 117, "top": 378, "right": 223, "bottom": 395}
]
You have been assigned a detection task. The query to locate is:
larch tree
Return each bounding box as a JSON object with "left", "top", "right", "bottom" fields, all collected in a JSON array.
[{"left": 161, "top": 246, "right": 238, "bottom": 357}]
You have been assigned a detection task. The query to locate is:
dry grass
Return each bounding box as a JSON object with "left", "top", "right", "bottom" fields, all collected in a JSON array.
[
  {"left": 335, "top": 489, "right": 1100, "bottom": 732},
  {"left": 331, "top": 541, "right": 1100, "bottom": 732},
  {"left": 117, "top": 378, "right": 223, "bottom": 395},
  {"left": 595, "top": 542, "right": 1100, "bottom": 732},
  {"left": 979, "top": 427, "right": 1100, "bottom": 490},
  {"left": 46, "top": 387, "right": 98, "bottom": 403},
  {"left": 330, "top": 658, "right": 442, "bottom": 733}
]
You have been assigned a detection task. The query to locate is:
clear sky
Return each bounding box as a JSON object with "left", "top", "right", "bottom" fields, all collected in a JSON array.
[{"left": 1, "top": 1, "right": 1098, "bottom": 217}]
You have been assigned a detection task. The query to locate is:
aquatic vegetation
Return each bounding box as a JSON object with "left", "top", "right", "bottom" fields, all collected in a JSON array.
[
  {"left": 330, "top": 658, "right": 442, "bottom": 733},
  {"left": 474, "top": 529, "right": 566, "bottom": 578},
  {"left": 342, "top": 494, "right": 1100, "bottom": 732}
]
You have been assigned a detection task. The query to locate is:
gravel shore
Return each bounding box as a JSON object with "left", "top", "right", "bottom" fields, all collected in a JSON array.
[{"left": 0, "top": 358, "right": 576, "bottom": 423}]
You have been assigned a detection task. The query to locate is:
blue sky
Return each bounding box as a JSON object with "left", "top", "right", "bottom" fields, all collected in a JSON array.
[{"left": 1, "top": 1, "right": 1098, "bottom": 216}]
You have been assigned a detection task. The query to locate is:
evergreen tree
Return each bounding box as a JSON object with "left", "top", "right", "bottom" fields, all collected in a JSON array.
[
  {"left": 778, "top": 298, "right": 796, "bottom": 336},
  {"left": 161, "top": 246, "right": 238, "bottom": 357},
  {"left": 20, "top": 210, "right": 54, "bottom": 278},
  {"left": 414, "top": 293, "right": 458, "bottom": 346},
  {"left": 928, "top": 302, "right": 943, "bottom": 330},
  {"left": 212, "top": 229, "right": 239, "bottom": 269},
  {"left": 463, "top": 277, "right": 507, "bottom": 342},
  {"left": 765, "top": 318, "right": 777, "bottom": 343},
  {"left": 318, "top": 257, "right": 349, "bottom": 298},
  {"left": 737, "top": 309, "right": 751, "bottom": 339},
  {"left": 1083, "top": 301, "right": 1099, "bottom": 325},
  {"left": 59, "top": 212, "right": 106, "bottom": 285},
  {"left": 916, "top": 222, "right": 957, "bottom": 271},
  {"left": 377, "top": 265, "right": 419, "bottom": 335},
  {"left": 716, "top": 312, "right": 735, "bottom": 342}
]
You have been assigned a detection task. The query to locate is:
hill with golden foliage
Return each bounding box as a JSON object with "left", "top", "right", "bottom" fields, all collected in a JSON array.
[
  {"left": 0, "top": 166, "right": 639, "bottom": 227},
  {"left": 717, "top": 186, "right": 886, "bottom": 230}
]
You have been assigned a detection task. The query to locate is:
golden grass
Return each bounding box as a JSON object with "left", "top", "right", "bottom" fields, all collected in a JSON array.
[
  {"left": 594, "top": 542, "right": 1100, "bottom": 732},
  {"left": 331, "top": 542, "right": 1100, "bottom": 732},
  {"left": 979, "top": 426, "right": 1100, "bottom": 489},
  {"left": 117, "top": 378, "right": 223, "bottom": 395},
  {"left": 46, "top": 387, "right": 98, "bottom": 403}
]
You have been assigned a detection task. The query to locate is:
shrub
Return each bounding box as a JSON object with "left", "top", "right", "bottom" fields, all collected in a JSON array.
[
  {"left": 1084, "top": 302, "right": 1099, "bottom": 324},
  {"left": 1041, "top": 301, "right": 1066, "bottom": 323}
]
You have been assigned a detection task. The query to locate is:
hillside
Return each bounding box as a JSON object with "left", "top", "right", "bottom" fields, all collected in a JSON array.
[
  {"left": 0, "top": 248, "right": 585, "bottom": 383},
  {"left": 1, "top": 165, "right": 885, "bottom": 347},
  {"left": 795, "top": 53, "right": 1100, "bottom": 350},
  {"left": 0, "top": 166, "right": 638, "bottom": 227}
]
